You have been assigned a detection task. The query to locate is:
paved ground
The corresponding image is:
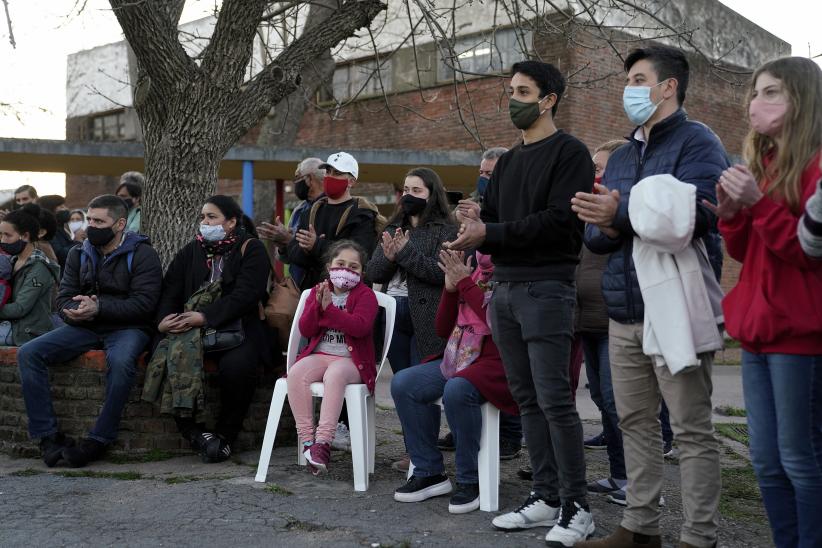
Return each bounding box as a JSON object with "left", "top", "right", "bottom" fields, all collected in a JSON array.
[{"left": 0, "top": 365, "right": 766, "bottom": 548}]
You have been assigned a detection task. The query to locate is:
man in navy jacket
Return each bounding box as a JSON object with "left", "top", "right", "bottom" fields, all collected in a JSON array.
[{"left": 573, "top": 46, "right": 725, "bottom": 548}]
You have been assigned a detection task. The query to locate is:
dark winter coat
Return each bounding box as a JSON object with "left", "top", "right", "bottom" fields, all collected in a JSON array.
[
  {"left": 50, "top": 229, "right": 78, "bottom": 270},
  {"left": 584, "top": 109, "right": 727, "bottom": 323},
  {"left": 286, "top": 197, "right": 378, "bottom": 290},
  {"left": 156, "top": 234, "right": 272, "bottom": 366},
  {"left": 57, "top": 232, "right": 163, "bottom": 332},
  {"left": 0, "top": 249, "right": 60, "bottom": 345},
  {"left": 366, "top": 219, "right": 458, "bottom": 358}
]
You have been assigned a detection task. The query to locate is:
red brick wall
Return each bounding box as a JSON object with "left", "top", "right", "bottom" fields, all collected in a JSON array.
[{"left": 0, "top": 348, "right": 291, "bottom": 457}]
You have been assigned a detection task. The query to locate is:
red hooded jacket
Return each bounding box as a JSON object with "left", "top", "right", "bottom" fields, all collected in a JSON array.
[{"left": 720, "top": 151, "right": 822, "bottom": 355}]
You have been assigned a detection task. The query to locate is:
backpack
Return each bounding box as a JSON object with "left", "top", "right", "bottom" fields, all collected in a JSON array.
[
  {"left": 80, "top": 249, "right": 135, "bottom": 275},
  {"left": 307, "top": 196, "right": 387, "bottom": 240}
]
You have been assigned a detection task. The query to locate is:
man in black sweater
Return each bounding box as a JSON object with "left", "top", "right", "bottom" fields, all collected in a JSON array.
[{"left": 447, "top": 61, "right": 595, "bottom": 546}]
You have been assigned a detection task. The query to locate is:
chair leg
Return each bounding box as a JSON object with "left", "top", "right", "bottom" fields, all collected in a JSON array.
[
  {"left": 255, "top": 379, "right": 289, "bottom": 482},
  {"left": 478, "top": 403, "right": 500, "bottom": 511},
  {"left": 366, "top": 395, "right": 376, "bottom": 474},
  {"left": 346, "top": 389, "right": 369, "bottom": 491}
]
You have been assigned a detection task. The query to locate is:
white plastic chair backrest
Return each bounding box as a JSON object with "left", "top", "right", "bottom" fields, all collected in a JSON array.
[{"left": 284, "top": 288, "right": 397, "bottom": 383}]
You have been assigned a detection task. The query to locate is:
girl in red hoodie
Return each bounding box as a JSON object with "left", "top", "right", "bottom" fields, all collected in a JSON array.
[
  {"left": 708, "top": 57, "right": 822, "bottom": 548},
  {"left": 286, "top": 240, "right": 378, "bottom": 474}
]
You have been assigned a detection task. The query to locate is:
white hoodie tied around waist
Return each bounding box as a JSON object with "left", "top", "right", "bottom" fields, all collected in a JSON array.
[{"left": 628, "top": 174, "right": 724, "bottom": 375}]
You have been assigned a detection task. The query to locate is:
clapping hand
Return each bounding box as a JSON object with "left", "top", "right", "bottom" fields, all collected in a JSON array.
[
  {"left": 381, "top": 228, "right": 410, "bottom": 261},
  {"left": 315, "top": 280, "right": 333, "bottom": 310},
  {"left": 438, "top": 249, "right": 473, "bottom": 292},
  {"left": 296, "top": 224, "right": 323, "bottom": 251},
  {"left": 444, "top": 219, "right": 486, "bottom": 251},
  {"left": 717, "top": 165, "right": 762, "bottom": 208},
  {"left": 257, "top": 217, "right": 292, "bottom": 245},
  {"left": 703, "top": 182, "right": 742, "bottom": 221},
  {"left": 63, "top": 295, "right": 99, "bottom": 322},
  {"left": 455, "top": 199, "right": 480, "bottom": 223}
]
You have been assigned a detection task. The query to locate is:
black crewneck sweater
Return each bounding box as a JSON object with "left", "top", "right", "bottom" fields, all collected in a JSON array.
[{"left": 479, "top": 130, "right": 594, "bottom": 282}]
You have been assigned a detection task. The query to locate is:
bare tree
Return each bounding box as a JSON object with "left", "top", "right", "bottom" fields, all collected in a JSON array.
[{"left": 109, "top": 0, "right": 386, "bottom": 265}]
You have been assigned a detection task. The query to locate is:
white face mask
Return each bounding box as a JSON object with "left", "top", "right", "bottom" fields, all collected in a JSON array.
[
  {"left": 68, "top": 221, "right": 85, "bottom": 233},
  {"left": 199, "top": 223, "right": 227, "bottom": 242}
]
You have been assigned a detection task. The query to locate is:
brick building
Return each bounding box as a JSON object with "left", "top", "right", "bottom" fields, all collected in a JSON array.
[{"left": 64, "top": 0, "right": 789, "bottom": 290}]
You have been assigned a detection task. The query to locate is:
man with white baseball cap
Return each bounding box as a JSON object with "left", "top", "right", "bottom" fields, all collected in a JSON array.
[{"left": 286, "top": 151, "right": 380, "bottom": 290}]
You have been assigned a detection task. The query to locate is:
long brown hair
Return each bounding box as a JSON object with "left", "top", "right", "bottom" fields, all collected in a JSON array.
[{"left": 743, "top": 57, "right": 822, "bottom": 211}]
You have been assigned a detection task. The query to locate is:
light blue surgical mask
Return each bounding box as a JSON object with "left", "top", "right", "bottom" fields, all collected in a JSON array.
[
  {"left": 199, "top": 223, "right": 226, "bottom": 242},
  {"left": 622, "top": 81, "right": 667, "bottom": 126}
]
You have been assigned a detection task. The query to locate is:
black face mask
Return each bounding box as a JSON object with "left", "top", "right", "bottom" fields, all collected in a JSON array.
[
  {"left": 400, "top": 194, "right": 428, "bottom": 217},
  {"left": 56, "top": 210, "right": 71, "bottom": 225},
  {"left": 294, "top": 178, "right": 309, "bottom": 201},
  {"left": 0, "top": 240, "right": 26, "bottom": 256},
  {"left": 86, "top": 226, "right": 117, "bottom": 247},
  {"left": 123, "top": 198, "right": 135, "bottom": 210}
]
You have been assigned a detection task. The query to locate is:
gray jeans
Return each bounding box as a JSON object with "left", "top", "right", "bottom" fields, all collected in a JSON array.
[{"left": 490, "top": 280, "right": 587, "bottom": 503}]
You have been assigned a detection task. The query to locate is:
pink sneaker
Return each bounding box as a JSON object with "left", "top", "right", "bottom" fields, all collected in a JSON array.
[{"left": 304, "top": 442, "right": 331, "bottom": 474}]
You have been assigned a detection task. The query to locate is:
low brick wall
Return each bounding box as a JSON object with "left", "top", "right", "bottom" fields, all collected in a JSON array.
[{"left": 0, "top": 347, "right": 294, "bottom": 457}]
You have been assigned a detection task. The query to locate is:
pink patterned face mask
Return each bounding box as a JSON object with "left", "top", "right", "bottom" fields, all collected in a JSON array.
[{"left": 329, "top": 267, "right": 361, "bottom": 290}]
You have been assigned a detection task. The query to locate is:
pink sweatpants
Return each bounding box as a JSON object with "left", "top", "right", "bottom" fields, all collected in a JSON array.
[{"left": 287, "top": 353, "right": 361, "bottom": 444}]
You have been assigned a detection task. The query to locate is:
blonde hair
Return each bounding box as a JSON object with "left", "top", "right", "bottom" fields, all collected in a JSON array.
[
  {"left": 743, "top": 57, "right": 822, "bottom": 211},
  {"left": 595, "top": 139, "right": 627, "bottom": 156}
]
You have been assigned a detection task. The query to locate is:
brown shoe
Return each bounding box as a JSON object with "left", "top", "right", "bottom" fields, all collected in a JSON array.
[
  {"left": 575, "top": 526, "right": 661, "bottom": 547},
  {"left": 391, "top": 455, "right": 410, "bottom": 472}
]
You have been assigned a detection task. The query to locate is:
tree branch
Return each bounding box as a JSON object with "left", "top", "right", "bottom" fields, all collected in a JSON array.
[
  {"left": 200, "top": 0, "right": 269, "bottom": 87},
  {"left": 108, "top": 0, "right": 195, "bottom": 98},
  {"left": 231, "top": 0, "right": 386, "bottom": 141}
]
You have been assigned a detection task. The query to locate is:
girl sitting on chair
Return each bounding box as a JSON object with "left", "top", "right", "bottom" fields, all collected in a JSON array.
[
  {"left": 391, "top": 249, "right": 518, "bottom": 514},
  {"left": 287, "top": 240, "right": 378, "bottom": 474}
]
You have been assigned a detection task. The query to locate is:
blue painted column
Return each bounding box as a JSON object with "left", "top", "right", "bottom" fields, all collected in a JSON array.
[{"left": 242, "top": 160, "right": 254, "bottom": 217}]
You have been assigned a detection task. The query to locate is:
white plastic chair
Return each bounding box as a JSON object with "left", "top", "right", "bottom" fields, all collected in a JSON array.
[
  {"left": 407, "top": 399, "right": 500, "bottom": 511},
  {"left": 255, "top": 289, "right": 396, "bottom": 491}
]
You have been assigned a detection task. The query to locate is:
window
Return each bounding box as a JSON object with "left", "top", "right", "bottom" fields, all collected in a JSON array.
[
  {"left": 438, "top": 28, "right": 532, "bottom": 82},
  {"left": 325, "top": 58, "right": 393, "bottom": 102},
  {"left": 90, "top": 111, "right": 126, "bottom": 141}
]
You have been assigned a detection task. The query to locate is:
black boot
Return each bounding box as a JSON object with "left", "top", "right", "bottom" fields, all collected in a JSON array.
[
  {"left": 39, "top": 433, "right": 74, "bottom": 468},
  {"left": 62, "top": 438, "right": 107, "bottom": 468}
]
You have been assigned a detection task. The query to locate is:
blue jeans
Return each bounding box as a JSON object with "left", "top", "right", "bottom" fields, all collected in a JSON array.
[
  {"left": 18, "top": 325, "right": 150, "bottom": 444},
  {"left": 391, "top": 359, "right": 485, "bottom": 484},
  {"left": 387, "top": 296, "right": 420, "bottom": 373},
  {"left": 582, "top": 331, "right": 626, "bottom": 480},
  {"left": 743, "top": 351, "right": 822, "bottom": 548}
]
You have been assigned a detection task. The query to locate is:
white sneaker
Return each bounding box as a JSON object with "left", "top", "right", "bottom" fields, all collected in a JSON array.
[
  {"left": 545, "top": 502, "right": 595, "bottom": 547},
  {"left": 491, "top": 492, "right": 560, "bottom": 531},
  {"left": 330, "top": 422, "right": 351, "bottom": 452}
]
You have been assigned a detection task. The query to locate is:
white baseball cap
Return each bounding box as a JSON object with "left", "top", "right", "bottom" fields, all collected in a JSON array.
[{"left": 320, "top": 151, "right": 359, "bottom": 179}]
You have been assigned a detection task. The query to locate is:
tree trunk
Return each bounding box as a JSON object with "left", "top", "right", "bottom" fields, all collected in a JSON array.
[{"left": 111, "top": 0, "right": 386, "bottom": 267}]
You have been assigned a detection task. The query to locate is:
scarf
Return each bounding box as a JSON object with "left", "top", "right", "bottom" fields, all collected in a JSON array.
[
  {"left": 196, "top": 229, "right": 241, "bottom": 269},
  {"left": 440, "top": 251, "right": 494, "bottom": 379}
]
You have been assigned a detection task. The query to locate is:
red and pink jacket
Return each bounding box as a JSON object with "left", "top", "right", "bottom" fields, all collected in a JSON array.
[{"left": 295, "top": 282, "right": 379, "bottom": 391}]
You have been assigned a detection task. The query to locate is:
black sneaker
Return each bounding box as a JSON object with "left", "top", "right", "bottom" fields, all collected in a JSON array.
[
  {"left": 39, "top": 432, "right": 74, "bottom": 468},
  {"left": 500, "top": 439, "right": 522, "bottom": 460},
  {"left": 202, "top": 434, "right": 232, "bottom": 463},
  {"left": 62, "top": 438, "right": 107, "bottom": 468},
  {"left": 517, "top": 466, "right": 533, "bottom": 481},
  {"left": 393, "top": 474, "right": 452, "bottom": 503},
  {"left": 584, "top": 431, "right": 607, "bottom": 449},
  {"left": 449, "top": 483, "right": 480, "bottom": 514},
  {"left": 437, "top": 432, "right": 455, "bottom": 451}
]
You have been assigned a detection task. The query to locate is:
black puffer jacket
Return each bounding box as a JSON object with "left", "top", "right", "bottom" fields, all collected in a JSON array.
[
  {"left": 366, "top": 219, "right": 458, "bottom": 358},
  {"left": 57, "top": 232, "right": 163, "bottom": 332}
]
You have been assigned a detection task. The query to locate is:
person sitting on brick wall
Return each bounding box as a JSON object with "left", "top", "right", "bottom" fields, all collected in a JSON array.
[
  {"left": 154, "top": 195, "right": 271, "bottom": 463},
  {"left": 0, "top": 205, "right": 60, "bottom": 346},
  {"left": 17, "top": 194, "right": 162, "bottom": 468}
]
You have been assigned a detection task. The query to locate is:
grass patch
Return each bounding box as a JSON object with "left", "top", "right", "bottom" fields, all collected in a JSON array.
[
  {"left": 265, "top": 483, "right": 293, "bottom": 496},
  {"left": 164, "top": 475, "right": 203, "bottom": 484},
  {"left": 55, "top": 470, "right": 142, "bottom": 481},
  {"left": 714, "top": 405, "right": 747, "bottom": 417},
  {"left": 715, "top": 423, "right": 750, "bottom": 445},
  {"left": 719, "top": 465, "right": 764, "bottom": 522},
  {"left": 10, "top": 468, "right": 43, "bottom": 477},
  {"left": 107, "top": 449, "right": 175, "bottom": 464},
  {"left": 724, "top": 338, "right": 742, "bottom": 349}
]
